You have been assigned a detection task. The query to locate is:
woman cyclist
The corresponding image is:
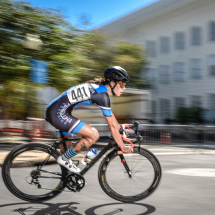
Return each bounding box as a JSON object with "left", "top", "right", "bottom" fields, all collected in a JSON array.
[{"left": 46, "top": 66, "right": 133, "bottom": 173}]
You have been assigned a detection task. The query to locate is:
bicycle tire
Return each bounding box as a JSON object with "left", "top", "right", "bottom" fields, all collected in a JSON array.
[
  {"left": 98, "top": 146, "right": 162, "bottom": 203},
  {"left": 2, "top": 143, "right": 67, "bottom": 202}
]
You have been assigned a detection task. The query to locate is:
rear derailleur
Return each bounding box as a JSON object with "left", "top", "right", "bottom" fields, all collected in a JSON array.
[{"left": 28, "top": 169, "right": 42, "bottom": 188}]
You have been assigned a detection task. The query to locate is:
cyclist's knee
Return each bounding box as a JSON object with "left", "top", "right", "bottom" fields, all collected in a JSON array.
[
  {"left": 92, "top": 127, "right": 99, "bottom": 142},
  {"left": 86, "top": 127, "right": 99, "bottom": 145}
]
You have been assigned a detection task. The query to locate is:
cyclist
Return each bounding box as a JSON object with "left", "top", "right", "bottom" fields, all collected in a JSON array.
[{"left": 46, "top": 66, "right": 133, "bottom": 173}]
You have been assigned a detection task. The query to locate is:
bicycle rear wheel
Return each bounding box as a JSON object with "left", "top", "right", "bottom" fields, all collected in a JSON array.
[
  {"left": 2, "top": 143, "right": 67, "bottom": 202},
  {"left": 98, "top": 146, "right": 162, "bottom": 203}
]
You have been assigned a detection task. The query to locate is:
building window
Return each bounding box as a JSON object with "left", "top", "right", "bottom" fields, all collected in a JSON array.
[
  {"left": 146, "top": 41, "right": 157, "bottom": 57},
  {"left": 191, "top": 96, "right": 202, "bottom": 108},
  {"left": 175, "top": 97, "right": 185, "bottom": 109},
  {"left": 209, "top": 94, "right": 215, "bottom": 109},
  {"left": 160, "top": 99, "right": 170, "bottom": 120},
  {"left": 151, "top": 101, "right": 156, "bottom": 119},
  {"left": 174, "top": 32, "right": 185, "bottom": 50},
  {"left": 208, "top": 55, "right": 215, "bottom": 76},
  {"left": 173, "top": 62, "right": 185, "bottom": 82},
  {"left": 191, "top": 27, "right": 202, "bottom": 45},
  {"left": 209, "top": 21, "right": 215, "bottom": 41},
  {"left": 190, "top": 59, "right": 202, "bottom": 79},
  {"left": 160, "top": 37, "right": 170, "bottom": 53},
  {"left": 146, "top": 68, "right": 157, "bottom": 84},
  {"left": 159, "top": 66, "right": 170, "bottom": 84}
]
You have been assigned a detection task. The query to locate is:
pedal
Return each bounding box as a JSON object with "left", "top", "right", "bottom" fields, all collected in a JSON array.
[{"left": 70, "top": 187, "right": 77, "bottom": 192}]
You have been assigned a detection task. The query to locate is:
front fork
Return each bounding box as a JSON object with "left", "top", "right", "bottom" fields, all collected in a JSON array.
[{"left": 118, "top": 154, "right": 132, "bottom": 178}]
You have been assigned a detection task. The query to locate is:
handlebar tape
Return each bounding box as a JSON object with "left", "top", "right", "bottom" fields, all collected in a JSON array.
[{"left": 117, "top": 124, "right": 134, "bottom": 155}]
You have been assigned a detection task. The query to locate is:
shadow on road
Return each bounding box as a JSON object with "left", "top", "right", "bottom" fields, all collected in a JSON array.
[
  {"left": 85, "top": 202, "right": 156, "bottom": 215},
  {"left": 0, "top": 201, "right": 156, "bottom": 215}
]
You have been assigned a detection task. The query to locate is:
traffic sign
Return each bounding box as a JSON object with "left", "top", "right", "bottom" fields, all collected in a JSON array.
[{"left": 30, "top": 60, "right": 48, "bottom": 83}]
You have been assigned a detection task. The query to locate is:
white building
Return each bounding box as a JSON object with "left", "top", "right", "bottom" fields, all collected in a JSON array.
[{"left": 99, "top": 0, "right": 215, "bottom": 123}]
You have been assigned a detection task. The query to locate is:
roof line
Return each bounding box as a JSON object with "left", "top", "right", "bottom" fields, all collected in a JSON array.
[{"left": 98, "top": 0, "right": 199, "bottom": 35}]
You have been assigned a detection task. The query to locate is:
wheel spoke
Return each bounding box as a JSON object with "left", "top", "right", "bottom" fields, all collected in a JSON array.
[
  {"left": 99, "top": 146, "right": 162, "bottom": 202},
  {"left": 2, "top": 143, "right": 66, "bottom": 202}
]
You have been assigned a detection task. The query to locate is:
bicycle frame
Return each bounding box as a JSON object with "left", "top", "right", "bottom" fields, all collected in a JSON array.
[
  {"left": 53, "top": 135, "right": 118, "bottom": 176},
  {"left": 40, "top": 122, "right": 141, "bottom": 180},
  {"left": 37, "top": 134, "right": 134, "bottom": 183}
]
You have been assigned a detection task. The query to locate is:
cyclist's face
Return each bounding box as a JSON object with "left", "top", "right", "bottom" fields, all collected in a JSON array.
[{"left": 114, "top": 81, "right": 126, "bottom": 96}]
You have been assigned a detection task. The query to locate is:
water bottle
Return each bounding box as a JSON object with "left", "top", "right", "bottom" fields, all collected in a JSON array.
[{"left": 82, "top": 148, "right": 97, "bottom": 165}]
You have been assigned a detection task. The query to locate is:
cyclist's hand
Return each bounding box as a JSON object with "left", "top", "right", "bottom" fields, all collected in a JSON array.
[{"left": 121, "top": 146, "right": 133, "bottom": 154}]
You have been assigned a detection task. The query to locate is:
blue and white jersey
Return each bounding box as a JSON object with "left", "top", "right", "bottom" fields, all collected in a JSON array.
[{"left": 48, "top": 83, "right": 112, "bottom": 117}]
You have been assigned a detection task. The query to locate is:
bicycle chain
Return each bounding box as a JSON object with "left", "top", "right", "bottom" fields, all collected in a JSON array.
[{"left": 26, "top": 172, "right": 86, "bottom": 193}]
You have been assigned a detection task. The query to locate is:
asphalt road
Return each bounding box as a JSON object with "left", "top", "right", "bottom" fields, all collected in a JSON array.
[{"left": 0, "top": 145, "right": 215, "bottom": 215}]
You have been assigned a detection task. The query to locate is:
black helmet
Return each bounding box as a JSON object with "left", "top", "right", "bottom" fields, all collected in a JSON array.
[{"left": 104, "top": 66, "right": 129, "bottom": 82}]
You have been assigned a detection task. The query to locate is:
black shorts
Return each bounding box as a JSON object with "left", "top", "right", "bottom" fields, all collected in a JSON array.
[{"left": 46, "top": 95, "right": 85, "bottom": 136}]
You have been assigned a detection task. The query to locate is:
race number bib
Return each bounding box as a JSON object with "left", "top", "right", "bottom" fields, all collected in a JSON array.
[{"left": 67, "top": 83, "right": 91, "bottom": 104}]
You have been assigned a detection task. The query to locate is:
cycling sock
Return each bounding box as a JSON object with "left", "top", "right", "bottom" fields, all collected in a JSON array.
[{"left": 62, "top": 147, "right": 78, "bottom": 161}]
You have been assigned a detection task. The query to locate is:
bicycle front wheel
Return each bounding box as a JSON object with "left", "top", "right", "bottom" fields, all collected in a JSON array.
[
  {"left": 2, "top": 143, "right": 67, "bottom": 202},
  {"left": 98, "top": 146, "right": 162, "bottom": 203}
]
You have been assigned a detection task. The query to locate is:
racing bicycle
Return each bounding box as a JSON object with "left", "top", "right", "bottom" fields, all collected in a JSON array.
[{"left": 2, "top": 121, "right": 162, "bottom": 203}]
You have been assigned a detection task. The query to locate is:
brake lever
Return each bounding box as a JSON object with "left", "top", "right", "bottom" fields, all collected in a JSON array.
[
  {"left": 117, "top": 125, "right": 134, "bottom": 155},
  {"left": 117, "top": 122, "right": 140, "bottom": 154},
  {"left": 129, "top": 121, "right": 139, "bottom": 131},
  {"left": 138, "top": 135, "right": 143, "bottom": 141}
]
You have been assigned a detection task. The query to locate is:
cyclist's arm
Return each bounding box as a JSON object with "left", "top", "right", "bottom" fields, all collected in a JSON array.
[
  {"left": 105, "top": 115, "right": 133, "bottom": 153},
  {"left": 111, "top": 113, "right": 121, "bottom": 130}
]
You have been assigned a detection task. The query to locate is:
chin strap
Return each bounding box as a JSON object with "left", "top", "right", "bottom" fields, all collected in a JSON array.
[{"left": 108, "top": 81, "right": 117, "bottom": 96}]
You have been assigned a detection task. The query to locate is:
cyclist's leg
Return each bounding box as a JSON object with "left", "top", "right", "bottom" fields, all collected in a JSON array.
[
  {"left": 55, "top": 129, "right": 73, "bottom": 154},
  {"left": 55, "top": 122, "right": 99, "bottom": 173},
  {"left": 71, "top": 124, "right": 99, "bottom": 153},
  {"left": 59, "top": 138, "right": 72, "bottom": 154},
  {"left": 54, "top": 118, "right": 99, "bottom": 157},
  {"left": 46, "top": 98, "right": 73, "bottom": 154},
  {"left": 46, "top": 96, "right": 98, "bottom": 172},
  {"left": 56, "top": 126, "right": 99, "bottom": 154}
]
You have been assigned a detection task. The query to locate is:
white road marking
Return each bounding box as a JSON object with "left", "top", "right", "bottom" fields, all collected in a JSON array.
[
  {"left": 167, "top": 168, "right": 215, "bottom": 177},
  {"left": 154, "top": 151, "right": 215, "bottom": 155}
]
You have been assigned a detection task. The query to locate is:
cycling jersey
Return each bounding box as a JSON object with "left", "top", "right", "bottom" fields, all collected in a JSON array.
[{"left": 46, "top": 83, "right": 112, "bottom": 136}]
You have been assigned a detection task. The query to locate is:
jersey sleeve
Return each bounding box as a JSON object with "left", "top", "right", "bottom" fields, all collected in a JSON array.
[{"left": 91, "top": 92, "right": 112, "bottom": 116}]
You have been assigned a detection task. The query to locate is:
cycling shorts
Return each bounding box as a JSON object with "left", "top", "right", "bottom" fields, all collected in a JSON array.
[{"left": 46, "top": 95, "right": 85, "bottom": 136}]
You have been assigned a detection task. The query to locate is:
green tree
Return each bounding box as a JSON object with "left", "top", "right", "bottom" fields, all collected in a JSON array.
[
  {"left": 175, "top": 107, "right": 204, "bottom": 124},
  {"left": 110, "top": 40, "right": 148, "bottom": 88},
  {"left": 0, "top": 0, "right": 85, "bottom": 118},
  {"left": 75, "top": 33, "right": 148, "bottom": 88},
  {"left": 0, "top": 0, "right": 148, "bottom": 119},
  {"left": 175, "top": 107, "right": 189, "bottom": 124}
]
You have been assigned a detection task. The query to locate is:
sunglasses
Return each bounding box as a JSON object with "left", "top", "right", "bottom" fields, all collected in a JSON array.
[{"left": 117, "top": 81, "right": 126, "bottom": 88}]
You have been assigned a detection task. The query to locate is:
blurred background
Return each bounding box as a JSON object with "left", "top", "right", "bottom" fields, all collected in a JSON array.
[
  {"left": 1, "top": 2, "right": 215, "bottom": 214},
  {"left": 1, "top": 0, "right": 215, "bottom": 144}
]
